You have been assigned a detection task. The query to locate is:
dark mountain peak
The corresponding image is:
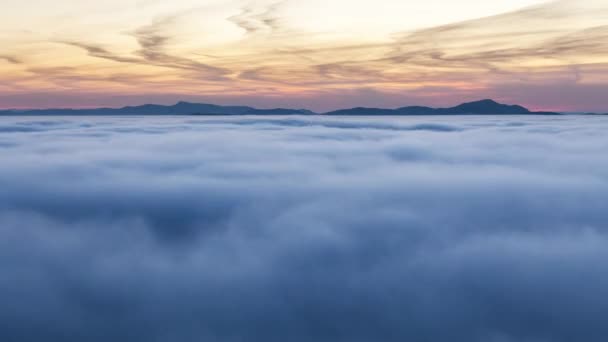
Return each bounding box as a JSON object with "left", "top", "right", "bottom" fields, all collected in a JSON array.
[
  {"left": 446, "top": 99, "right": 531, "bottom": 114},
  {"left": 173, "top": 101, "right": 198, "bottom": 108},
  {"left": 173, "top": 101, "right": 217, "bottom": 108},
  {"left": 469, "top": 99, "right": 499, "bottom": 105},
  {"left": 175, "top": 101, "right": 194, "bottom": 106}
]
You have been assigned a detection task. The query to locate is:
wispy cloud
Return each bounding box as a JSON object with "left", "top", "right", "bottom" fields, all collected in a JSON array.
[
  {"left": 1, "top": 0, "right": 607, "bottom": 111},
  {"left": 228, "top": 1, "right": 287, "bottom": 36},
  {"left": 0, "top": 55, "right": 22, "bottom": 64},
  {"left": 60, "top": 41, "right": 142, "bottom": 64},
  {"left": 131, "top": 16, "right": 233, "bottom": 79},
  {"left": 58, "top": 15, "right": 232, "bottom": 81}
]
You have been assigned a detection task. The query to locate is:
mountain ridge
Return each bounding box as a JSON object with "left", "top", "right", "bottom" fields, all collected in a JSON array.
[
  {"left": 0, "top": 99, "right": 560, "bottom": 116},
  {"left": 326, "top": 99, "right": 558, "bottom": 116}
]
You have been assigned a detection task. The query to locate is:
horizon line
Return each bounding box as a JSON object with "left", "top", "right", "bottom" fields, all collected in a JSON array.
[{"left": 2, "top": 98, "right": 601, "bottom": 114}]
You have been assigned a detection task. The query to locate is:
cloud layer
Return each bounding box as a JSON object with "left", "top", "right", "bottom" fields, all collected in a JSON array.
[{"left": 1, "top": 115, "right": 608, "bottom": 341}]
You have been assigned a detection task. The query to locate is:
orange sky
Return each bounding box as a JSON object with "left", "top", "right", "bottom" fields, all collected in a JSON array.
[{"left": 1, "top": 0, "right": 607, "bottom": 111}]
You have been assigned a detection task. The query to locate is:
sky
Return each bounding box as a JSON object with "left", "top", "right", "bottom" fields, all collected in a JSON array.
[{"left": 1, "top": 0, "right": 607, "bottom": 112}]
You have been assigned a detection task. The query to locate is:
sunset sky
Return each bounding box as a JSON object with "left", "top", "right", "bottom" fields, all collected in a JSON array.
[{"left": 1, "top": 0, "right": 607, "bottom": 112}]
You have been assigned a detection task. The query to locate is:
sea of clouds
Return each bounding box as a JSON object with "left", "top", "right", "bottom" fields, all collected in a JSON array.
[{"left": 1, "top": 115, "right": 607, "bottom": 342}]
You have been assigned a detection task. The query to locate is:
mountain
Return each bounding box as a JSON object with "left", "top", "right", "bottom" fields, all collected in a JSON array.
[
  {"left": 395, "top": 106, "right": 439, "bottom": 115},
  {"left": 0, "top": 99, "right": 561, "bottom": 116},
  {"left": 238, "top": 108, "right": 315, "bottom": 115},
  {"left": 0, "top": 102, "right": 315, "bottom": 116},
  {"left": 320, "top": 107, "right": 400, "bottom": 116},
  {"left": 440, "top": 99, "right": 530, "bottom": 114},
  {"left": 325, "top": 100, "right": 559, "bottom": 115}
]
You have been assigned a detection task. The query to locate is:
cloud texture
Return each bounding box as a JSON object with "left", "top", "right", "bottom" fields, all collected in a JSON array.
[
  {"left": 1, "top": 0, "right": 608, "bottom": 111},
  {"left": 1, "top": 115, "right": 608, "bottom": 341}
]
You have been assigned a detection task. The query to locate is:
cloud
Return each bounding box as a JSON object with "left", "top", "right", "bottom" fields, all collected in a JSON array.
[
  {"left": 59, "top": 13, "right": 233, "bottom": 81},
  {"left": 2, "top": 0, "right": 608, "bottom": 111},
  {"left": 130, "top": 17, "right": 232, "bottom": 79},
  {"left": 60, "top": 41, "right": 142, "bottom": 64},
  {"left": 229, "top": 1, "right": 286, "bottom": 36},
  {"left": 382, "top": 0, "right": 608, "bottom": 70},
  {"left": 0, "top": 55, "right": 22, "bottom": 64},
  {"left": 1, "top": 115, "right": 608, "bottom": 341}
]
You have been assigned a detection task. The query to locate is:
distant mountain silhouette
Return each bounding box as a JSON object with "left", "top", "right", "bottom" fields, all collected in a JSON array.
[
  {"left": 239, "top": 108, "right": 315, "bottom": 115},
  {"left": 322, "top": 108, "right": 399, "bottom": 116},
  {"left": 0, "top": 99, "right": 560, "bottom": 116},
  {"left": 326, "top": 100, "right": 559, "bottom": 115},
  {"left": 0, "top": 102, "right": 314, "bottom": 116}
]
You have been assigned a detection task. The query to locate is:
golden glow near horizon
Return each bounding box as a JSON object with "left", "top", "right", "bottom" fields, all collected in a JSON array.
[{"left": 1, "top": 0, "right": 607, "bottom": 111}]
